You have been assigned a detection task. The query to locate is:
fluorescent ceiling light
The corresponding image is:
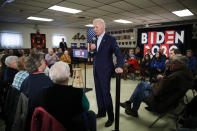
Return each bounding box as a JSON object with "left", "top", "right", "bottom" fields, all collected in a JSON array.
[
  {"left": 114, "top": 19, "right": 132, "bottom": 24},
  {"left": 172, "top": 9, "right": 193, "bottom": 17},
  {"left": 85, "top": 24, "right": 94, "bottom": 27},
  {"left": 49, "top": 5, "right": 82, "bottom": 14},
  {"left": 27, "top": 16, "right": 53, "bottom": 22}
]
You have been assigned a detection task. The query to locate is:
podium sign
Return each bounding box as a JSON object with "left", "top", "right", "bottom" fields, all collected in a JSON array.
[{"left": 73, "top": 49, "right": 88, "bottom": 59}]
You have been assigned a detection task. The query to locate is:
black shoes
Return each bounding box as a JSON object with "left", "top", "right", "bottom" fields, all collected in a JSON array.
[
  {"left": 105, "top": 119, "right": 114, "bottom": 127},
  {"left": 96, "top": 113, "right": 106, "bottom": 118},
  {"left": 145, "top": 106, "right": 153, "bottom": 112},
  {"left": 125, "top": 109, "right": 139, "bottom": 117},
  {"left": 120, "top": 101, "right": 131, "bottom": 109}
]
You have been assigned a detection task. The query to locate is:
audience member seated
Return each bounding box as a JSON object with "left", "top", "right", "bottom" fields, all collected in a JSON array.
[
  {"left": 135, "top": 47, "right": 143, "bottom": 62},
  {"left": 29, "top": 47, "right": 38, "bottom": 55},
  {"left": 20, "top": 53, "right": 53, "bottom": 111},
  {"left": 39, "top": 61, "right": 96, "bottom": 131},
  {"left": 12, "top": 56, "right": 29, "bottom": 90},
  {"left": 0, "top": 54, "right": 10, "bottom": 80},
  {"left": 140, "top": 54, "right": 151, "bottom": 81},
  {"left": 120, "top": 54, "right": 193, "bottom": 117},
  {"left": 124, "top": 49, "right": 135, "bottom": 61},
  {"left": 159, "top": 47, "right": 166, "bottom": 62},
  {"left": 149, "top": 52, "right": 165, "bottom": 82},
  {"left": 45, "top": 48, "right": 58, "bottom": 68},
  {"left": 186, "top": 49, "right": 196, "bottom": 74},
  {"left": 125, "top": 55, "right": 139, "bottom": 80},
  {"left": 8, "top": 49, "right": 14, "bottom": 55},
  {"left": 20, "top": 53, "right": 54, "bottom": 131},
  {"left": 165, "top": 48, "right": 180, "bottom": 77},
  {"left": 60, "top": 50, "right": 73, "bottom": 77},
  {"left": 57, "top": 48, "right": 63, "bottom": 59},
  {"left": 3, "top": 56, "right": 18, "bottom": 84},
  {"left": 145, "top": 49, "right": 153, "bottom": 59},
  {"left": 123, "top": 49, "right": 135, "bottom": 79}
]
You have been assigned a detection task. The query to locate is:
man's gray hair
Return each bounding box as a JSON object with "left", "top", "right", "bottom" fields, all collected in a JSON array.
[
  {"left": 25, "top": 53, "right": 44, "bottom": 73},
  {"left": 93, "top": 18, "right": 106, "bottom": 28},
  {"left": 172, "top": 54, "right": 188, "bottom": 65},
  {"left": 5, "top": 56, "right": 18, "bottom": 67},
  {"left": 49, "top": 61, "right": 70, "bottom": 84}
]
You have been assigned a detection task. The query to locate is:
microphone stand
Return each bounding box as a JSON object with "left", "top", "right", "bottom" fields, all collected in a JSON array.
[{"left": 113, "top": 73, "right": 121, "bottom": 131}]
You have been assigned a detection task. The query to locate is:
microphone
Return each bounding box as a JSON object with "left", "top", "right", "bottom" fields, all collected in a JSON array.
[
  {"left": 92, "top": 36, "right": 96, "bottom": 44},
  {"left": 90, "top": 37, "right": 97, "bottom": 51}
]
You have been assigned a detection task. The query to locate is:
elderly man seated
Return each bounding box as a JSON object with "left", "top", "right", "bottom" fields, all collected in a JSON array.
[
  {"left": 120, "top": 54, "right": 193, "bottom": 117},
  {"left": 39, "top": 61, "right": 96, "bottom": 131}
]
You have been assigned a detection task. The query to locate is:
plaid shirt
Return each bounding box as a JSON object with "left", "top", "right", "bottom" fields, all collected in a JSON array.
[{"left": 12, "top": 70, "right": 29, "bottom": 90}]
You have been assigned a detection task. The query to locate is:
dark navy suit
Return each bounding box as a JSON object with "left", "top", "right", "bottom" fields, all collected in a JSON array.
[{"left": 93, "top": 33, "right": 123, "bottom": 120}]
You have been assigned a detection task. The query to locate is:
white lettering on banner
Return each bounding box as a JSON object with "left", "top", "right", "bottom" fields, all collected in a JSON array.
[
  {"left": 175, "top": 31, "right": 184, "bottom": 43},
  {"left": 169, "top": 45, "right": 178, "bottom": 51},
  {"left": 141, "top": 33, "right": 147, "bottom": 44},
  {"left": 156, "top": 32, "right": 164, "bottom": 44},
  {"left": 151, "top": 32, "right": 154, "bottom": 44},
  {"left": 168, "top": 36, "right": 174, "bottom": 39},
  {"left": 145, "top": 45, "right": 150, "bottom": 50},
  {"left": 167, "top": 31, "right": 174, "bottom": 34},
  {"left": 161, "top": 46, "right": 167, "bottom": 56},
  {"left": 141, "top": 30, "right": 184, "bottom": 45}
]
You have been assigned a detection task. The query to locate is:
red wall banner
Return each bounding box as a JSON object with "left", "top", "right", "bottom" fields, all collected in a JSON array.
[{"left": 31, "top": 33, "right": 46, "bottom": 48}]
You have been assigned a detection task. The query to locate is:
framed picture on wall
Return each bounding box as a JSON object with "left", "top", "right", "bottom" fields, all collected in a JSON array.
[{"left": 31, "top": 33, "right": 46, "bottom": 49}]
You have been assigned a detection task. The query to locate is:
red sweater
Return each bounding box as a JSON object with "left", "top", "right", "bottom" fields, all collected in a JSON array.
[
  {"left": 31, "top": 107, "right": 66, "bottom": 131},
  {"left": 126, "top": 58, "right": 139, "bottom": 70}
]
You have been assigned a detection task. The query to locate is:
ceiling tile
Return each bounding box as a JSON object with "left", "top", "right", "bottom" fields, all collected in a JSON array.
[
  {"left": 145, "top": 6, "right": 169, "bottom": 14},
  {"left": 181, "top": 0, "right": 197, "bottom": 10},
  {"left": 95, "top": 0, "right": 121, "bottom": 4},
  {"left": 66, "top": 0, "right": 105, "bottom": 8},
  {"left": 151, "top": 0, "right": 178, "bottom": 5},
  {"left": 98, "top": 5, "right": 124, "bottom": 13},
  {"left": 162, "top": 2, "right": 185, "bottom": 12},
  {"left": 110, "top": 1, "right": 139, "bottom": 11},
  {"left": 131, "top": 9, "right": 152, "bottom": 16},
  {"left": 119, "top": 12, "right": 141, "bottom": 18},
  {"left": 32, "top": 0, "right": 63, "bottom": 5},
  {"left": 86, "top": 9, "right": 113, "bottom": 16},
  {"left": 58, "top": 1, "right": 92, "bottom": 11},
  {"left": 14, "top": 0, "right": 52, "bottom": 8},
  {"left": 124, "top": 0, "right": 157, "bottom": 8}
]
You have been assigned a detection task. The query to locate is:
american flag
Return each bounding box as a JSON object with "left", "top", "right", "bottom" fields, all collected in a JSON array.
[{"left": 87, "top": 29, "right": 96, "bottom": 43}]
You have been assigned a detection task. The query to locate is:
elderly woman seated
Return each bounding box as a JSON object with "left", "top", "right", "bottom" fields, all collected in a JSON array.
[
  {"left": 60, "top": 50, "right": 73, "bottom": 77},
  {"left": 12, "top": 56, "right": 29, "bottom": 90},
  {"left": 39, "top": 61, "right": 96, "bottom": 131},
  {"left": 120, "top": 54, "right": 193, "bottom": 117},
  {"left": 3, "top": 56, "right": 18, "bottom": 84}
]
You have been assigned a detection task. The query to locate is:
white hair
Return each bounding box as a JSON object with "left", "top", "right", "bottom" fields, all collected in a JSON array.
[
  {"left": 48, "top": 48, "right": 53, "bottom": 52},
  {"left": 173, "top": 54, "right": 188, "bottom": 65},
  {"left": 93, "top": 18, "right": 106, "bottom": 28},
  {"left": 49, "top": 61, "right": 70, "bottom": 84},
  {"left": 5, "top": 56, "right": 18, "bottom": 67},
  {"left": 64, "top": 50, "right": 68, "bottom": 54}
]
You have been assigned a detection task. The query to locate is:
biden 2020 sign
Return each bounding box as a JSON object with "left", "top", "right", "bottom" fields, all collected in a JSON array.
[{"left": 137, "top": 25, "right": 192, "bottom": 57}]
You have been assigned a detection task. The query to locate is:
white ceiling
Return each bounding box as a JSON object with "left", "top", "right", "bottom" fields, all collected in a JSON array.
[{"left": 0, "top": 0, "right": 197, "bottom": 29}]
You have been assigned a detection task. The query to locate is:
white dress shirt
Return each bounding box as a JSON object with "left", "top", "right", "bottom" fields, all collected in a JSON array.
[{"left": 97, "top": 32, "right": 105, "bottom": 51}]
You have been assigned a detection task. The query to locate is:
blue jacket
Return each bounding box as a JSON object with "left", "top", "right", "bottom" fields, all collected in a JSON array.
[
  {"left": 151, "top": 59, "right": 165, "bottom": 71},
  {"left": 187, "top": 56, "right": 196, "bottom": 71},
  {"left": 93, "top": 33, "right": 124, "bottom": 74}
]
